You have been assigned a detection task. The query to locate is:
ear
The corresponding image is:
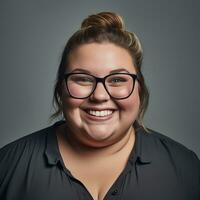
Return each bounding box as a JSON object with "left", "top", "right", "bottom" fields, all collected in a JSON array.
[{"left": 135, "top": 80, "right": 141, "bottom": 94}]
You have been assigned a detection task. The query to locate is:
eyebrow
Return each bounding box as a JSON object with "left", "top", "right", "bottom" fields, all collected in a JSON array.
[{"left": 70, "top": 68, "right": 130, "bottom": 74}]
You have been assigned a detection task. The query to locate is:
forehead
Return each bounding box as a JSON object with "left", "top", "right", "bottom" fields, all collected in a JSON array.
[{"left": 67, "top": 43, "right": 136, "bottom": 75}]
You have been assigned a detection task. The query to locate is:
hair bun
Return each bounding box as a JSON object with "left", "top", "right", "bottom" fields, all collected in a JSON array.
[{"left": 81, "top": 12, "right": 125, "bottom": 30}]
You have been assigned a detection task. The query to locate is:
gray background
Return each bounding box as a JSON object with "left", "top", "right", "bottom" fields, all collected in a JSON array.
[{"left": 0, "top": 0, "right": 199, "bottom": 157}]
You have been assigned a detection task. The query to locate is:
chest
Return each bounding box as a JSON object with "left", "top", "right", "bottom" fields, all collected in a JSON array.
[
  {"left": 62, "top": 154, "right": 128, "bottom": 200},
  {"left": 5, "top": 159, "right": 190, "bottom": 200}
]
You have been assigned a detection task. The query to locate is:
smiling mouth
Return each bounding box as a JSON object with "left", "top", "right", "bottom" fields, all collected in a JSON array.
[
  {"left": 85, "top": 110, "right": 114, "bottom": 117},
  {"left": 86, "top": 110, "right": 114, "bottom": 117}
]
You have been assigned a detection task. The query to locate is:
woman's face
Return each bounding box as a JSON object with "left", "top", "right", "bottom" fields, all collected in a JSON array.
[{"left": 61, "top": 42, "right": 140, "bottom": 147}]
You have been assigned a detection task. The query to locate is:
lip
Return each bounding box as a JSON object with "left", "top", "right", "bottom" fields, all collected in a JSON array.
[{"left": 82, "top": 107, "right": 117, "bottom": 111}]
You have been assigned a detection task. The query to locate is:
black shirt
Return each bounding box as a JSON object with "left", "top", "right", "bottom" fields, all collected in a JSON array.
[{"left": 0, "top": 120, "right": 199, "bottom": 200}]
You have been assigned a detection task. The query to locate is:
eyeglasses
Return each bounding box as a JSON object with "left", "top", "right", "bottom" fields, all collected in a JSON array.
[{"left": 64, "top": 72, "right": 138, "bottom": 100}]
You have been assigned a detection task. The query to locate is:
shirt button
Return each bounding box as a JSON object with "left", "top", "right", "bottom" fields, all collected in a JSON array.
[{"left": 111, "top": 189, "right": 118, "bottom": 195}]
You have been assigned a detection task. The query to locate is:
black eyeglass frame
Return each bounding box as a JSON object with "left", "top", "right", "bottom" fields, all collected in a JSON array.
[{"left": 63, "top": 72, "right": 139, "bottom": 100}]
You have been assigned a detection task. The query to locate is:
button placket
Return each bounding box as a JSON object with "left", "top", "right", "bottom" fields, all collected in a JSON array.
[{"left": 111, "top": 189, "right": 118, "bottom": 196}]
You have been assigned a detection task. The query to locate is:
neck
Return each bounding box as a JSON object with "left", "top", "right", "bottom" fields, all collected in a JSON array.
[{"left": 58, "top": 124, "right": 135, "bottom": 159}]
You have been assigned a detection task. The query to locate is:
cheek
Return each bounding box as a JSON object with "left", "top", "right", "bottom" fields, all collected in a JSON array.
[
  {"left": 116, "top": 82, "right": 140, "bottom": 112},
  {"left": 61, "top": 97, "right": 85, "bottom": 127},
  {"left": 62, "top": 98, "right": 83, "bottom": 114},
  {"left": 61, "top": 86, "right": 84, "bottom": 118},
  {"left": 61, "top": 82, "right": 83, "bottom": 110}
]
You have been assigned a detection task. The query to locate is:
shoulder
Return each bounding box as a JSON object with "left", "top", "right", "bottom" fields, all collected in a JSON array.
[
  {"left": 148, "top": 128, "right": 199, "bottom": 159},
  {"left": 0, "top": 123, "right": 59, "bottom": 197},
  {"left": 144, "top": 128, "right": 200, "bottom": 177},
  {"left": 0, "top": 124, "right": 54, "bottom": 181},
  {"left": 135, "top": 126, "right": 200, "bottom": 198},
  {"left": 0, "top": 125, "right": 52, "bottom": 155}
]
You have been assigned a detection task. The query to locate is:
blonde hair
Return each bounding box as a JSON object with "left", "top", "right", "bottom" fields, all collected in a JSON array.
[{"left": 50, "top": 12, "right": 149, "bottom": 129}]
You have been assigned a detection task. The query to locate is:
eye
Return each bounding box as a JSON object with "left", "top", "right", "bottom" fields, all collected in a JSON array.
[
  {"left": 70, "top": 75, "right": 94, "bottom": 86},
  {"left": 110, "top": 77, "right": 127, "bottom": 83},
  {"left": 74, "top": 77, "right": 93, "bottom": 82},
  {"left": 107, "top": 76, "right": 128, "bottom": 84},
  {"left": 106, "top": 74, "right": 131, "bottom": 87}
]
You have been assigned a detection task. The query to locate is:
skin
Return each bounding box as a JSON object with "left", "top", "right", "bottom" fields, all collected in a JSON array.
[{"left": 58, "top": 42, "right": 140, "bottom": 159}]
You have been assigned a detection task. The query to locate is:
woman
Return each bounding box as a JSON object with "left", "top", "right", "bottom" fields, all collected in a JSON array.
[{"left": 0, "top": 12, "right": 199, "bottom": 200}]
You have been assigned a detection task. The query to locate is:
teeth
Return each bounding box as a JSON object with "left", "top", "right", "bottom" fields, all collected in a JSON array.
[{"left": 87, "top": 110, "right": 113, "bottom": 117}]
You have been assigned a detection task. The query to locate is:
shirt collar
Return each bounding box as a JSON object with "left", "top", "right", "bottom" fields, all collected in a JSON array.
[
  {"left": 45, "top": 120, "right": 66, "bottom": 165},
  {"left": 45, "top": 121, "right": 153, "bottom": 166},
  {"left": 133, "top": 126, "right": 153, "bottom": 164}
]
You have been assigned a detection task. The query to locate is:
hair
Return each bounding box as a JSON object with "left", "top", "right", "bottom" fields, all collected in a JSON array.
[{"left": 50, "top": 11, "right": 149, "bottom": 129}]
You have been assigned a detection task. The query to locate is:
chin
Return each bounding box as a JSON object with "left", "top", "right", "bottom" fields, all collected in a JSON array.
[{"left": 83, "top": 124, "right": 115, "bottom": 140}]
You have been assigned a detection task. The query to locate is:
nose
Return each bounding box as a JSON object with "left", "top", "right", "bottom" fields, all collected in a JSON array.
[{"left": 89, "top": 82, "right": 110, "bottom": 101}]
